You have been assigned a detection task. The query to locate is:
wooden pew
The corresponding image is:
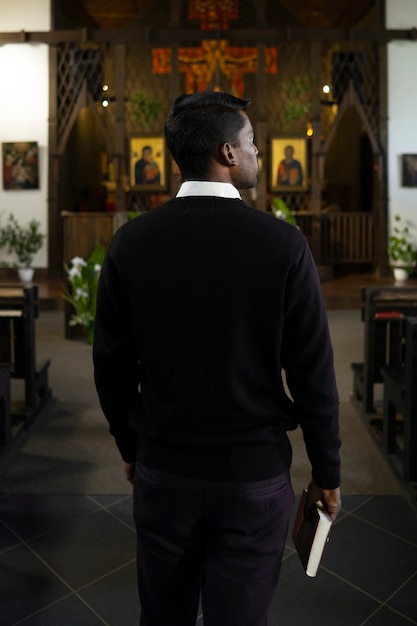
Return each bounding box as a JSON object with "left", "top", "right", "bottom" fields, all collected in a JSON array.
[
  {"left": 351, "top": 285, "right": 417, "bottom": 412},
  {"left": 0, "top": 363, "right": 12, "bottom": 446},
  {"left": 0, "top": 284, "right": 52, "bottom": 438},
  {"left": 380, "top": 316, "right": 417, "bottom": 483}
]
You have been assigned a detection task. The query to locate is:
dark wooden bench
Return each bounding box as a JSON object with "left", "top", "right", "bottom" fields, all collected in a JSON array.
[
  {"left": 380, "top": 316, "right": 417, "bottom": 483},
  {"left": 351, "top": 285, "right": 417, "bottom": 412},
  {"left": 0, "top": 284, "right": 52, "bottom": 435},
  {"left": 0, "top": 363, "right": 12, "bottom": 446}
]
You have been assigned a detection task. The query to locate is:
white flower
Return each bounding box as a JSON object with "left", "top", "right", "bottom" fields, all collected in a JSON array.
[
  {"left": 74, "top": 287, "right": 89, "bottom": 300},
  {"left": 68, "top": 266, "right": 82, "bottom": 279},
  {"left": 94, "top": 263, "right": 101, "bottom": 273},
  {"left": 70, "top": 256, "right": 87, "bottom": 267}
]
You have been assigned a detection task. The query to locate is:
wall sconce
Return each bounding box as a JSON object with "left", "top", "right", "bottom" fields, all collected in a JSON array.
[
  {"left": 321, "top": 83, "right": 336, "bottom": 107},
  {"left": 101, "top": 83, "right": 111, "bottom": 107}
]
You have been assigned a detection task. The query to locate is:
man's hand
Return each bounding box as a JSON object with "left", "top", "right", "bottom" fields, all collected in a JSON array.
[
  {"left": 307, "top": 480, "right": 341, "bottom": 522},
  {"left": 125, "top": 462, "right": 136, "bottom": 486}
]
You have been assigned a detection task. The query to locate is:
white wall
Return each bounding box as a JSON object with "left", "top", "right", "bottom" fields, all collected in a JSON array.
[
  {"left": 0, "top": 0, "right": 50, "bottom": 268},
  {"left": 387, "top": 0, "right": 417, "bottom": 245}
]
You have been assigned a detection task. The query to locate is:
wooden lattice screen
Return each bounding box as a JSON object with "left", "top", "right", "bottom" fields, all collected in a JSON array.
[{"left": 57, "top": 42, "right": 113, "bottom": 151}]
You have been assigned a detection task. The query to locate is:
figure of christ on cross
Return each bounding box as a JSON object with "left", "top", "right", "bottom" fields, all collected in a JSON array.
[{"left": 152, "top": 40, "right": 277, "bottom": 97}]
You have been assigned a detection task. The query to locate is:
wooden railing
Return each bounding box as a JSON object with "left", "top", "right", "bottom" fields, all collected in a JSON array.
[{"left": 297, "top": 212, "right": 375, "bottom": 265}]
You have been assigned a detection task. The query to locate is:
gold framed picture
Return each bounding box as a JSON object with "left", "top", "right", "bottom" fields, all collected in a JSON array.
[
  {"left": 129, "top": 136, "right": 166, "bottom": 191},
  {"left": 270, "top": 136, "right": 308, "bottom": 192}
]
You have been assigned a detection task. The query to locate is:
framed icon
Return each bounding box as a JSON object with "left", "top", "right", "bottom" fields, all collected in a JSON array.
[
  {"left": 130, "top": 135, "right": 166, "bottom": 191},
  {"left": 270, "top": 136, "right": 308, "bottom": 192}
]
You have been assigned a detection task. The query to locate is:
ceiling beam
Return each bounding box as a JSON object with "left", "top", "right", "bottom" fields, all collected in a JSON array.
[{"left": 0, "top": 26, "right": 417, "bottom": 45}]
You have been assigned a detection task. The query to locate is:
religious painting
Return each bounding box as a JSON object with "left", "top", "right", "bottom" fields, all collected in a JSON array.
[
  {"left": 270, "top": 137, "right": 308, "bottom": 192},
  {"left": 130, "top": 136, "right": 166, "bottom": 191},
  {"left": 2, "top": 141, "right": 39, "bottom": 190},
  {"left": 401, "top": 154, "right": 417, "bottom": 187}
]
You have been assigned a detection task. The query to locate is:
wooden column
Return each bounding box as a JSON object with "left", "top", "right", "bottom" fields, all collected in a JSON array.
[
  {"left": 309, "top": 41, "right": 323, "bottom": 264},
  {"left": 47, "top": 44, "right": 61, "bottom": 278},
  {"left": 255, "top": 42, "right": 267, "bottom": 212},
  {"left": 168, "top": 43, "right": 181, "bottom": 197},
  {"left": 377, "top": 0, "right": 389, "bottom": 276},
  {"left": 114, "top": 43, "right": 126, "bottom": 212}
]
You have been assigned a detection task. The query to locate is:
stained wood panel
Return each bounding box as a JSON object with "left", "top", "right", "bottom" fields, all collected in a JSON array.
[{"left": 61, "top": 211, "right": 128, "bottom": 338}]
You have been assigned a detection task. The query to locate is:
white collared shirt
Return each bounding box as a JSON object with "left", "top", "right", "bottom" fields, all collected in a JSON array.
[{"left": 176, "top": 180, "right": 241, "bottom": 199}]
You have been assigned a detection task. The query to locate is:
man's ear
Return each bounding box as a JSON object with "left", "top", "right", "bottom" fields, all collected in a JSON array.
[{"left": 220, "top": 142, "right": 237, "bottom": 166}]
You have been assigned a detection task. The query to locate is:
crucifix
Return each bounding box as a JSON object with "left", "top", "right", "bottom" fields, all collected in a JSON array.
[
  {"left": 153, "top": 40, "right": 277, "bottom": 97},
  {"left": 153, "top": 0, "right": 277, "bottom": 96}
]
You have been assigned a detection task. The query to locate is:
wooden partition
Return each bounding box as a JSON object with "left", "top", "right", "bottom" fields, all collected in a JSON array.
[
  {"left": 296, "top": 212, "right": 375, "bottom": 265},
  {"left": 62, "top": 211, "right": 128, "bottom": 265},
  {"left": 61, "top": 211, "right": 128, "bottom": 338}
]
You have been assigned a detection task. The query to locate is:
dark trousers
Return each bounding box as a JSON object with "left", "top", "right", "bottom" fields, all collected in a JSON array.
[{"left": 133, "top": 463, "right": 294, "bottom": 626}]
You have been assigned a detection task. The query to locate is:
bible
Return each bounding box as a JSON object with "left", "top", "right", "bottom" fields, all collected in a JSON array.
[{"left": 291, "top": 488, "right": 333, "bottom": 577}]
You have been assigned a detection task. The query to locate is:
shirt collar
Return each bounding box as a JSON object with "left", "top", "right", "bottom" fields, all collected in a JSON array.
[{"left": 176, "top": 181, "right": 242, "bottom": 199}]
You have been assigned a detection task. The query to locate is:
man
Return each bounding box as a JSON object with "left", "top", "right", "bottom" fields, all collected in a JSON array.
[
  {"left": 93, "top": 91, "right": 341, "bottom": 626},
  {"left": 277, "top": 144, "right": 303, "bottom": 186}
]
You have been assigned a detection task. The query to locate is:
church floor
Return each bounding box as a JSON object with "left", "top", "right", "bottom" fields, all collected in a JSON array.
[
  {"left": 0, "top": 274, "right": 416, "bottom": 625},
  {"left": 0, "top": 492, "right": 416, "bottom": 626}
]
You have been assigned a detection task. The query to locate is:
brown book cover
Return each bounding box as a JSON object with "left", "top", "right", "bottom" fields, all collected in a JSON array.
[{"left": 292, "top": 488, "right": 333, "bottom": 577}]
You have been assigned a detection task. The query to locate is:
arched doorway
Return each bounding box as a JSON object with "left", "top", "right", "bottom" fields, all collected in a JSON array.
[
  {"left": 60, "top": 106, "right": 110, "bottom": 215},
  {"left": 324, "top": 106, "right": 374, "bottom": 217},
  {"left": 319, "top": 81, "right": 382, "bottom": 274}
]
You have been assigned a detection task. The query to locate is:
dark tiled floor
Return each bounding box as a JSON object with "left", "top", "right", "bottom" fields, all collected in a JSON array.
[
  {"left": 1, "top": 276, "right": 417, "bottom": 624},
  {"left": 1, "top": 492, "right": 416, "bottom": 626}
]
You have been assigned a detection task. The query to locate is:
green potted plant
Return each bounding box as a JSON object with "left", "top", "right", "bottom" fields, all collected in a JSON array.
[
  {"left": 270, "top": 197, "right": 298, "bottom": 227},
  {"left": 63, "top": 243, "right": 106, "bottom": 344},
  {"left": 130, "top": 90, "right": 162, "bottom": 130},
  {"left": 388, "top": 214, "right": 417, "bottom": 281},
  {"left": 0, "top": 212, "right": 45, "bottom": 282}
]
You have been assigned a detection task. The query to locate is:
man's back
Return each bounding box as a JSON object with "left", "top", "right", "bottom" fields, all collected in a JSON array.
[{"left": 94, "top": 195, "right": 338, "bottom": 484}]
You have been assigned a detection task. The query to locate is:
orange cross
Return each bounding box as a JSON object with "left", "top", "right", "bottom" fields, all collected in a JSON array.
[{"left": 153, "top": 40, "right": 277, "bottom": 97}]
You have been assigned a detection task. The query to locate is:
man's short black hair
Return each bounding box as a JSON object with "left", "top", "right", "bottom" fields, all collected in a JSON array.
[{"left": 164, "top": 91, "right": 251, "bottom": 180}]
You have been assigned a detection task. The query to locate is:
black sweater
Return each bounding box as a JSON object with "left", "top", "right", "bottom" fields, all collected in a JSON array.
[{"left": 93, "top": 197, "right": 341, "bottom": 488}]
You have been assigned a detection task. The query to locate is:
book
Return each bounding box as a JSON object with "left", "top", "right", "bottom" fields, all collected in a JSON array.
[{"left": 291, "top": 488, "right": 333, "bottom": 577}]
